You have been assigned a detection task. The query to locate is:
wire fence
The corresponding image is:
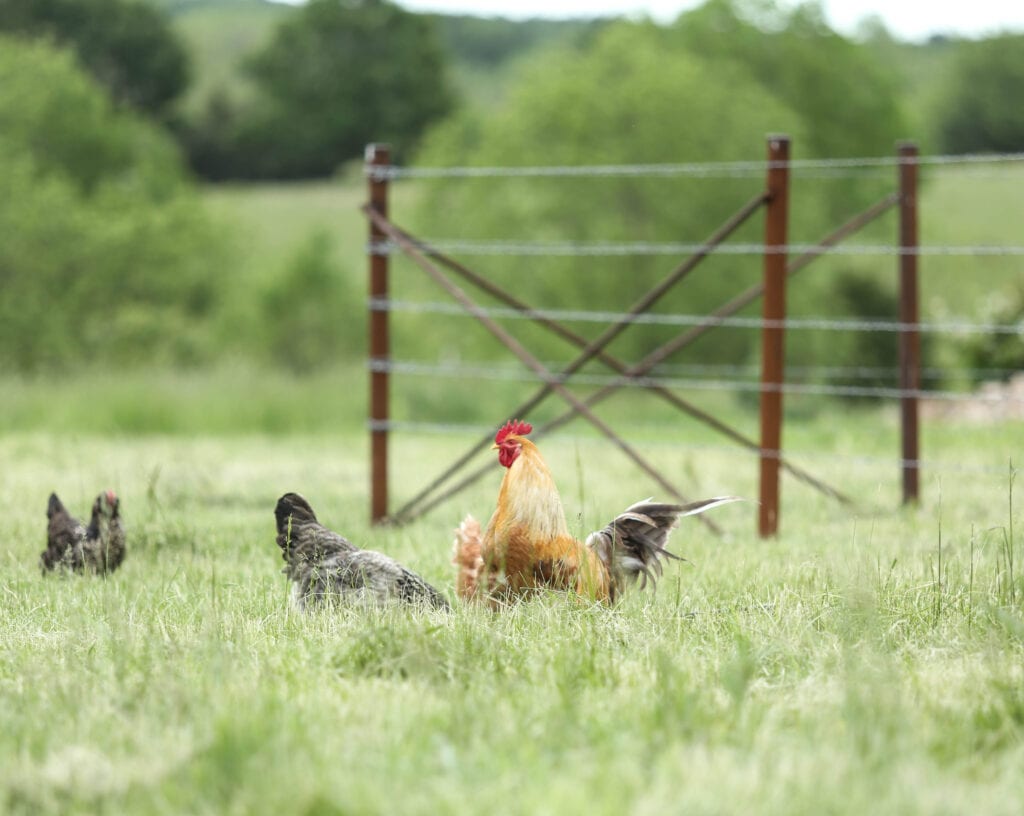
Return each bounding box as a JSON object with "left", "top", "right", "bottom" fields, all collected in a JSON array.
[
  {"left": 368, "top": 358, "right": 1024, "bottom": 403},
  {"left": 370, "top": 240, "right": 1024, "bottom": 257},
  {"left": 367, "top": 419, "right": 1016, "bottom": 477},
  {"left": 371, "top": 358, "right": 1023, "bottom": 383},
  {"left": 368, "top": 150, "right": 1024, "bottom": 180},
  {"left": 369, "top": 298, "right": 1023, "bottom": 337},
  {"left": 364, "top": 142, "right": 1024, "bottom": 522}
]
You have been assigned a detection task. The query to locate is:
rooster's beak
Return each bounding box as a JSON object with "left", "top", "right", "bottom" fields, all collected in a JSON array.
[{"left": 491, "top": 443, "right": 499, "bottom": 450}]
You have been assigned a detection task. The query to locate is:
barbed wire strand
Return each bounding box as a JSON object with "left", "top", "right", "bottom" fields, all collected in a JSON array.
[
  {"left": 369, "top": 299, "right": 1023, "bottom": 336},
  {"left": 410, "top": 358, "right": 1018, "bottom": 382},
  {"left": 364, "top": 356, "right": 1019, "bottom": 382},
  {"left": 367, "top": 419, "right": 1015, "bottom": 476},
  {"left": 370, "top": 239, "right": 1024, "bottom": 257},
  {"left": 368, "top": 358, "right": 1024, "bottom": 404},
  {"left": 368, "top": 151, "right": 1024, "bottom": 181}
]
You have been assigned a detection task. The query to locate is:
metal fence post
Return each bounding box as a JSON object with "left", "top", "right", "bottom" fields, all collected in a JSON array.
[
  {"left": 759, "top": 135, "right": 790, "bottom": 537},
  {"left": 898, "top": 141, "right": 921, "bottom": 504},
  {"left": 367, "top": 143, "right": 391, "bottom": 523}
]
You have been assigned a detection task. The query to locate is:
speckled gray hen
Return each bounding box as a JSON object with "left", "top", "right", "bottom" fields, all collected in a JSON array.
[{"left": 274, "top": 492, "right": 449, "bottom": 610}]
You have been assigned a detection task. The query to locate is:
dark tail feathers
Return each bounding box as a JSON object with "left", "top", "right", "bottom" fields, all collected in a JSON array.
[{"left": 588, "top": 497, "right": 742, "bottom": 600}]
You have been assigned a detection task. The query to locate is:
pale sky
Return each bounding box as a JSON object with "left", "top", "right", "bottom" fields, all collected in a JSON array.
[{"left": 396, "top": 0, "right": 1024, "bottom": 41}]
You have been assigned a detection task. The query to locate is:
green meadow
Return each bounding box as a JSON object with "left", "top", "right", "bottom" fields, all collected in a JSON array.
[
  {"left": 2, "top": 392, "right": 1023, "bottom": 813},
  {"left": 2, "top": 138, "right": 1023, "bottom": 816},
  {"left": 5, "top": 2, "right": 1024, "bottom": 809}
]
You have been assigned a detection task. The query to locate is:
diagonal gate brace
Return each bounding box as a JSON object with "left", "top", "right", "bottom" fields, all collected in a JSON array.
[
  {"left": 373, "top": 215, "right": 862, "bottom": 517},
  {"left": 367, "top": 192, "right": 766, "bottom": 526},
  {"left": 373, "top": 191, "right": 898, "bottom": 522},
  {"left": 364, "top": 205, "right": 725, "bottom": 534}
]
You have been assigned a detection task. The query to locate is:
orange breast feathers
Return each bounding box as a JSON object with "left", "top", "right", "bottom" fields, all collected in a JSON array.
[{"left": 478, "top": 438, "right": 609, "bottom": 600}]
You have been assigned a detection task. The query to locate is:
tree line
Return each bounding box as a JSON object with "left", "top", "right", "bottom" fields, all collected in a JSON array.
[
  {"left": 1, "top": 0, "right": 1022, "bottom": 377},
  {"left": 4, "top": 0, "right": 1024, "bottom": 182}
]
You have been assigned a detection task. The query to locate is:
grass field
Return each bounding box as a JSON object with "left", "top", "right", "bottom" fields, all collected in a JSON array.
[
  {"left": 2, "top": 380, "right": 1023, "bottom": 813},
  {"left": 5, "top": 87, "right": 1023, "bottom": 815}
]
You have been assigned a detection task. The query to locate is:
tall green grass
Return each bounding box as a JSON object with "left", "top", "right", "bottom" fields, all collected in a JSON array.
[
  {"left": 0, "top": 365, "right": 367, "bottom": 435},
  {"left": 1, "top": 415, "right": 1022, "bottom": 814}
]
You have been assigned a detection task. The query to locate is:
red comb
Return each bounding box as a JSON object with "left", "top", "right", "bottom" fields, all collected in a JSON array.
[{"left": 495, "top": 419, "right": 532, "bottom": 445}]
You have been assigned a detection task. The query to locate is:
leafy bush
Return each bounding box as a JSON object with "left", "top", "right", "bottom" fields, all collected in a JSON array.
[
  {"left": 940, "top": 33, "right": 1024, "bottom": 153},
  {"left": 185, "top": 0, "right": 453, "bottom": 180},
  {"left": 960, "top": 285, "right": 1024, "bottom": 383},
  {"left": 409, "top": 6, "right": 909, "bottom": 371},
  {"left": 791, "top": 270, "right": 933, "bottom": 402},
  {"left": 672, "top": 0, "right": 907, "bottom": 220},
  {"left": 0, "top": 37, "right": 229, "bottom": 372},
  {"left": 261, "top": 230, "right": 362, "bottom": 373},
  {"left": 410, "top": 19, "right": 805, "bottom": 365},
  {"left": 0, "top": 0, "right": 190, "bottom": 119}
]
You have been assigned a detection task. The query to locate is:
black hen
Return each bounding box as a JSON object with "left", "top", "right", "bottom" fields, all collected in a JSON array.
[
  {"left": 41, "top": 491, "right": 126, "bottom": 575},
  {"left": 274, "top": 493, "right": 450, "bottom": 610}
]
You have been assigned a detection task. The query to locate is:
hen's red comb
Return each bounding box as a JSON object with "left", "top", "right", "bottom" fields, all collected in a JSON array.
[{"left": 495, "top": 419, "right": 532, "bottom": 445}]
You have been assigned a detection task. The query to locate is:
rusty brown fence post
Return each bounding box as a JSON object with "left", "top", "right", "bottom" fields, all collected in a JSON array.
[
  {"left": 759, "top": 135, "right": 790, "bottom": 537},
  {"left": 367, "top": 144, "right": 391, "bottom": 523},
  {"left": 898, "top": 141, "right": 921, "bottom": 504}
]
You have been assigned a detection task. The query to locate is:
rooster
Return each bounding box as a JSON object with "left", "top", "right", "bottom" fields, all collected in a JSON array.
[
  {"left": 453, "top": 419, "right": 740, "bottom": 605},
  {"left": 275, "top": 493, "right": 450, "bottom": 610},
  {"left": 40, "top": 491, "right": 125, "bottom": 575}
]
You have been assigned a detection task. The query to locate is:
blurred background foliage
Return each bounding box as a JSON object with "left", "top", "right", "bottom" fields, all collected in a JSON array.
[
  {"left": 0, "top": 35, "right": 226, "bottom": 372},
  {"left": 180, "top": 0, "right": 454, "bottom": 179},
  {"left": 0, "top": 0, "right": 190, "bottom": 118},
  {"left": 0, "top": 0, "right": 1021, "bottom": 388}
]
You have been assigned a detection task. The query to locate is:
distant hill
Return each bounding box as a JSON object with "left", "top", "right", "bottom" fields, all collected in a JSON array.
[
  {"left": 162, "top": 0, "right": 610, "bottom": 117},
  {"left": 430, "top": 13, "right": 611, "bottom": 108},
  {"left": 159, "top": 0, "right": 962, "bottom": 144},
  {"left": 431, "top": 13, "right": 608, "bottom": 67},
  {"left": 149, "top": 0, "right": 281, "bottom": 12}
]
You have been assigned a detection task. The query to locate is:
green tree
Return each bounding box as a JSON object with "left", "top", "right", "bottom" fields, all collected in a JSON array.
[
  {"left": 671, "top": 0, "right": 908, "bottom": 217},
  {"left": 431, "top": 14, "right": 607, "bottom": 68},
  {"left": 411, "top": 20, "right": 807, "bottom": 365},
  {"left": 940, "top": 33, "right": 1024, "bottom": 153},
  {"left": 199, "top": 0, "right": 453, "bottom": 179},
  {"left": 960, "top": 284, "right": 1024, "bottom": 383},
  {"left": 261, "top": 230, "right": 361, "bottom": 373},
  {"left": 0, "top": 37, "right": 226, "bottom": 372},
  {"left": 0, "top": 0, "right": 190, "bottom": 119},
  {"left": 408, "top": 4, "right": 911, "bottom": 371}
]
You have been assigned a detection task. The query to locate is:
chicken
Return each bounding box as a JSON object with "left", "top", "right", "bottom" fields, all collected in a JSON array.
[
  {"left": 275, "top": 492, "right": 450, "bottom": 611},
  {"left": 453, "top": 419, "right": 740, "bottom": 605},
  {"left": 40, "top": 491, "right": 126, "bottom": 575}
]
